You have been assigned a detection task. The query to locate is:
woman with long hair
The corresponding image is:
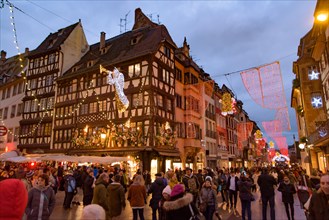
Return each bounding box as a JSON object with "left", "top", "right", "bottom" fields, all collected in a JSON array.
[{"left": 127, "top": 175, "right": 147, "bottom": 220}]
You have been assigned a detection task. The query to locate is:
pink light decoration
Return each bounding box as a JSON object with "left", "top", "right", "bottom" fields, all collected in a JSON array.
[
  {"left": 275, "top": 107, "right": 291, "bottom": 131},
  {"left": 240, "top": 62, "right": 287, "bottom": 109},
  {"left": 262, "top": 120, "right": 282, "bottom": 138},
  {"left": 273, "top": 136, "right": 288, "bottom": 149},
  {"left": 237, "top": 122, "right": 253, "bottom": 150}
]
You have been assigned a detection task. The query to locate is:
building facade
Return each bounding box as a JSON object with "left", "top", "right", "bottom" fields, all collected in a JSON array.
[
  {"left": 18, "top": 21, "right": 89, "bottom": 154},
  {"left": 0, "top": 50, "right": 27, "bottom": 152},
  {"left": 291, "top": 0, "right": 329, "bottom": 173}
]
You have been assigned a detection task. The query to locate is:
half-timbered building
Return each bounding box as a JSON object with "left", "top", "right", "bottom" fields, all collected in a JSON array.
[
  {"left": 18, "top": 21, "right": 89, "bottom": 153},
  {"left": 54, "top": 9, "right": 179, "bottom": 172},
  {"left": 0, "top": 50, "right": 27, "bottom": 152}
]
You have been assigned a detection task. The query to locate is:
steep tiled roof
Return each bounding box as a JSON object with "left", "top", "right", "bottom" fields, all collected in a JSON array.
[
  {"left": 28, "top": 22, "right": 80, "bottom": 58},
  {"left": 59, "top": 23, "right": 176, "bottom": 80},
  {"left": 0, "top": 53, "right": 28, "bottom": 86}
]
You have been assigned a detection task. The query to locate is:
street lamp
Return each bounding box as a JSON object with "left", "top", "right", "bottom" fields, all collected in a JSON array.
[
  {"left": 316, "top": 11, "right": 328, "bottom": 22},
  {"left": 299, "top": 143, "right": 306, "bottom": 150}
]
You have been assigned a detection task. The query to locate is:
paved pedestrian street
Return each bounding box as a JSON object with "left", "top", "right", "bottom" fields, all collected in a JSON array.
[{"left": 49, "top": 188, "right": 307, "bottom": 220}]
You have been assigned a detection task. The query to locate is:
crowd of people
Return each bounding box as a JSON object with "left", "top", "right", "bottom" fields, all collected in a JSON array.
[{"left": 0, "top": 162, "right": 328, "bottom": 220}]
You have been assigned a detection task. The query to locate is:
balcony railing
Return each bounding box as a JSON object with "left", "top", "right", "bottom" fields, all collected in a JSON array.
[{"left": 206, "top": 130, "right": 217, "bottom": 139}]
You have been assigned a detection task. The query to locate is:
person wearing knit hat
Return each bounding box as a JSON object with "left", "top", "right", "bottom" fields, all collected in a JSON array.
[
  {"left": 0, "top": 179, "right": 28, "bottom": 220},
  {"left": 81, "top": 204, "right": 106, "bottom": 220},
  {"left": 163, "top": 184, "right": 199, "bottom": 220},
  {"left": 159, "top": 185, "right": 172, "bottom": 220}
]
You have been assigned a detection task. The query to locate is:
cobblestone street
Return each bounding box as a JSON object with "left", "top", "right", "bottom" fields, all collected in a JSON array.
[{"left": 50, "top": 188, "right": 306, "bottom": 220}]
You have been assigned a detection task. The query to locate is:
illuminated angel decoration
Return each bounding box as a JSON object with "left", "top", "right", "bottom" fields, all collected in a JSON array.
[{"left": 100, "top": 65, "right": 129, "bottom": 113}]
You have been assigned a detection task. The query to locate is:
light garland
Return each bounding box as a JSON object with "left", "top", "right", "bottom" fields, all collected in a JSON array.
[{"left": 220, "top": 92, "right": 237, "bottom": 116}]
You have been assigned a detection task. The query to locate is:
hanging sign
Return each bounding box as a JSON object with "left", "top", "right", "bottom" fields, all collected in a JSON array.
[{"left": 0, "top": 126, "right": 8, "bottom": 136}]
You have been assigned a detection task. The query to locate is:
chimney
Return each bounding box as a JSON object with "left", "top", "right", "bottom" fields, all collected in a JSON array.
[
  {"left": 100, "top": 32, "right": 106, "bottom": 49},
  {"left": 1, "top": 50, "right": 7, "bottom": 61},
  {"left": 25, "top": 47, "right": 29, "bottom": 55}
]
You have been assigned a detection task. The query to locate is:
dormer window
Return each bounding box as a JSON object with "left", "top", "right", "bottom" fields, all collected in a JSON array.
[
  {"left": 48, "top": 39, "right": 54, "bottom": 49},
  {"left": 130, "top": 34, "right": 142, "bottom": 45},
  {"left": 72, "top": 67, "right": 78, "bottom": 72},
  {"left": 87, "top": 61, "right": 94, "bottom": 67}
]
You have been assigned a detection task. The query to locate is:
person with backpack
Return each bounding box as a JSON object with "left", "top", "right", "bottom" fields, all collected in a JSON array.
[
  {"left": 63, "top": 170, "right": 77, "bottom": 210},
  {"left": 182, "top": 167, "right": 200, "bottom": 205}
]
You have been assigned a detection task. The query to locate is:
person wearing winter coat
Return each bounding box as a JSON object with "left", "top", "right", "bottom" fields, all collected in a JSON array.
[
  {"left": 308, "top": 174, "right": 329, "bottom": 220},
  {"left": 63, "top": 170, "right": 77, "bottom": 210},
  {"left": 83, "top": 169, "right": 95, "bottom": 206},
  {"left": 257, "top": 168, "right": 277, "bottom": 220},
  {"left": 163, "top": 184, "right": 199, "bottom": 220},
  {"left": 127, "top": 175, "right": 147, "bottom": 220},
  {"left": 238, "top": 175, "right": 253, "bottom": 220},
  {"left": 107, "top": 174, "right": 126, "bottom": 220},
  {"left": 92, "top": 173, "right": 109, "bottom": 218},
  {"left": 25, "top": 174, "right": 56, "bottom": 220},
  {"left": 227, "top": 170, "right": 239, "bottom": 211},
  {"left": 278, "top": 175, "right": 297, "bottom": 220},
  {"left": 0, "top": 179, "right": 28, "bottom": 220},
  {"left": 148, "top": 173, "right": 166, "bottom": 220},
  {"left": 182, "top": 168, "right": 200, "bottom": 205},
  {"left": 199, "top": 179, "right": 218, "bottom": 220}
]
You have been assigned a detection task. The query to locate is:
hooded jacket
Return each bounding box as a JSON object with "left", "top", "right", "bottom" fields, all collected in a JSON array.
[
  {"left": 148, "top": 178, "right": 166, "bottom": 209},
  {"left": 128, "top": 183, "right": 147, "bottom": 208},
  {"left": 0, "top": 179, "right": 28, "bottom": 220},
  {"left": 92, "top": 177, "right": 109, "bottom": 213},
  {"left": 107, "top": 182, "right": 126, "bottom": 217},
  {"left": 25, "top": 184, "right": 56, "bottom": 220},
  {"left": 163, "top": 193, "right": 199, "bottom": 220}
]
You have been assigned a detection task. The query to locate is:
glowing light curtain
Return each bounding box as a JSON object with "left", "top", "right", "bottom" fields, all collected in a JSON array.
[
  {"left": 273, "top": 136, "right": 288, "bottom": 149},
  {"left": 240, "top": 62, "right": 287, "bottom": 109},
  {"left": 275, "top": 107, "right": 291, "bottom": 131},
  {"left": 241, "top": 62, "right": 290, "bottom": 156},
  {"left": 237, "top": 122, "right": 253, "bottom": 150},
  {"left": 262, "top": 120, "right": 282, "bottom": 138}
]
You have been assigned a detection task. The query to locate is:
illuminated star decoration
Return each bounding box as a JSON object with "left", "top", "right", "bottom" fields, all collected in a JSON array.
[
  {"left": 311, "top": 96, "right": 322, "bottom": 108},
  {"left": 319, "top": 128, "right": 327, "bottom": 137},
  {"left": 308, "top": 70, "right": 320, "bottom": 80}
]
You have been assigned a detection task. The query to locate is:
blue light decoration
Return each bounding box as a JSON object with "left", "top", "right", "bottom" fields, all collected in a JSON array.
[
  {"left": 311, "top": 96, "right": 323, "bottom": 108},
  {"left": 308, "top": 70, "right": 320, "bottom": 80}
]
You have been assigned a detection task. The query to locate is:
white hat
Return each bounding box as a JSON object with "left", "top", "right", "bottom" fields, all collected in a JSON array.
[
  {"left": 162, "top": 185, "right": 172, "bottom": 195},
  {"left": 81, "top": 204, "right": 106, "bottom": 220}
]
